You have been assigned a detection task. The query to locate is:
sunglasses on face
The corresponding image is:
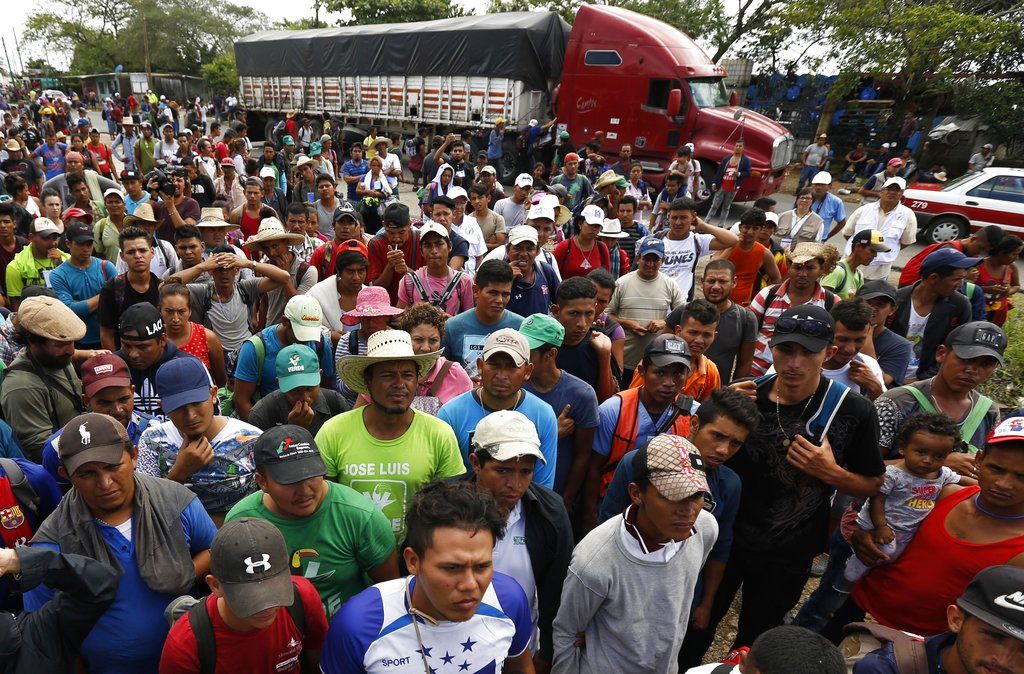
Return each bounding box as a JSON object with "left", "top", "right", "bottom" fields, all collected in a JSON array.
[{"left": 775, "top": 317, "right": 832, "bottom": 339}]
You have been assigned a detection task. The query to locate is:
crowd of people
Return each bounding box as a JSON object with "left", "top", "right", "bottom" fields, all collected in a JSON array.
[{"left": 0, "top": 89, "right": 1022, "bottom": 674}]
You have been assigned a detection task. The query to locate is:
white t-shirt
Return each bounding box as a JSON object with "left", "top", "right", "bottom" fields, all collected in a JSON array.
[
  {"left": 906, "top": 305, "right": 929, "bottom": 380},
  {"left": 493, "top": 502, "right": 538, "bottom": 651},
  {"left": 307, "top": 277, "right": 349, "bottom": 332},
  {"left": 660, "top": 232, "right": 714, "bottom": 300},
  {"left": 380, "top": 151, "right": 401, "bottom": 188},
  {"left": 684, "top": 665, "right": 738, "bottom": 674},
  {"left": 823, "top": 353, "right": 887, "bottom": 396},
  {"left": 454, "top": 218, "right": 488, "bottom": 275}
]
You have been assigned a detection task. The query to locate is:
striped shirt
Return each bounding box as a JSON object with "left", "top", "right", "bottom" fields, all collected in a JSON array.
[{"left": 749, "top": 280, "right": 838, "bottom": 375}]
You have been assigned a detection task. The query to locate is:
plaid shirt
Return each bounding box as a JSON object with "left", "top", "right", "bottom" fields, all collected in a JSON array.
[
  {"left": 749, "top": 280, "right": 838, "bottom": 376},
  {"left": 0, "top": 320, "right": 22, "bottom": 367}
]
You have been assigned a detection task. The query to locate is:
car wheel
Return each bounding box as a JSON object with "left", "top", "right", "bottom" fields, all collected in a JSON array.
[{"left": 922, "top": 216, "right": 967, "bottom": 244}]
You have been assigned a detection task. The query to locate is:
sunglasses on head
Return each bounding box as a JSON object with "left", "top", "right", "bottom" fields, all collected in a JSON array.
[{"left": 775, "top": 317, "right": 832, "bottom": 339}]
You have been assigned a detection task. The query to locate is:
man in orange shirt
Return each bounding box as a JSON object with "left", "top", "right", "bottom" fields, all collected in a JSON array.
[
  {"left": 627, "top": 298, "right": 721, "bottom": 402},
  {"left": 715, "top": 207, "right": 781, "bottom": 305}
]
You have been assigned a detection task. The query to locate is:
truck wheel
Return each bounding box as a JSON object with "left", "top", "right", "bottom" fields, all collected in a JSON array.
[
  {"left": 921, "top": 216, "right": 967, "bottom": 244},
  {"left": 501, "top": 137, "right": 519, "bottom": 185}
]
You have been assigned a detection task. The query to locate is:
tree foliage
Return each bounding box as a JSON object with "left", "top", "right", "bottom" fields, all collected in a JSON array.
[
  {"left": 24, "top": 0, "right": 268, "bottom": 76},
  {"left": 322, "top": 0, "right": 467, "bottom": 25},
  {"left": 200, "top": 52, "right": 239, "bottom": 94}
]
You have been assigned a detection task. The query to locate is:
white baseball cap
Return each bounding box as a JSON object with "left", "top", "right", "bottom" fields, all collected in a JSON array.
[
  {"left": 479, "top": 165, "right": 497, "bottom": 175},
  {"left": 810, "top": 171, "right": 832, "bottom": 185},
  {"left": 31, "top": 217, "right": 60, "bottom": 237},
  {"left": 102, "top": 188, "right": 126, "bottom": 201},
  {"left": 448, "top": 186, "right": 468, "bottom": 200},
  {"left": 419, "top": 221, "right": 450, "bottom": 241},
  {"left": 283, "top": 296, "right": 324, "bottom": 343},
  {"left": 528, "top": 204, "right": 555, "bottom": 222},
  {"left": 472, "top": 410, "right": 545, "bottom": 463},
  {"left": 258, "top": 166, "right": 276, "bottom": 179},
  {"left": 581, "top": 204, "right": 605, "bottom": 226},
  {"left": 508, "top": 225, "right": 539, "bottom": 247},
  {"left": 882, "top": 176, "right": 907, "bottom": 190},
  {"left": 481, "top": 328, "right": 531, "bottom": 367},
  {"left": 515, "top": 173, "right": 534, "bottom": 188}
]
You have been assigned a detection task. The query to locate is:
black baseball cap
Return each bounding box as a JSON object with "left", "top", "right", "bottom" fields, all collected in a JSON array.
[
  {"left": 65, "top": 221, "right": 95, "bottom": 244},
  {"left": 957, "top": 565, "right": 1024, "bottom": 641},
  {"left": 644, "top": 334, "right": 692, "bottom": 370},
  {"left": 333, "top": 201, "right": 363, "bottom": 225},
  {"left": 121, "top": 169, "right": 141, "bottom": 181},
  {"left": 856, "top": 279, "right": 898, "bottom": 303},
  {"left": 383, "top": 202, "right": 410, "bottom": 228},
  {"left": 945, "top": 321, "right": 1006, "bottom": 365},
  {"left": 769, "top": 304, "right": 835, "bottom": 352},
  {"left": 253, "top": 425, "right": 327, "bottom": 485},
  {"left": 119, "top": 302, "right": 164, "bottom": 340},
  {"left": 210, "top": 518, "right": 294, "bottom": 617}
]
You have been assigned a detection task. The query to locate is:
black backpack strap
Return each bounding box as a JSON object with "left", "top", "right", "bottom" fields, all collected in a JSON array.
[
  {"left": 0, "top": 457, "right": 39, "bottom": 523},
  {"left": 348, "top": 331, "right": 360, "bottom": 356},
  {"left": 187, "top": 599, "right": 217, "bottom": 674},
  {"left": 435, "top": 270, "right": 465, "bottom": 309},
  {"left": 407, "top": 271, "right": 431, "bottom": 303},
  {"left": 711, "top": 665, "right": 735, "bottom": 674}
]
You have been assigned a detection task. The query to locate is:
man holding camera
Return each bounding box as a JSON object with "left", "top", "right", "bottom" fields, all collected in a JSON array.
[{"left": 150, "top": 166, "right": 200, "bottom": 241}]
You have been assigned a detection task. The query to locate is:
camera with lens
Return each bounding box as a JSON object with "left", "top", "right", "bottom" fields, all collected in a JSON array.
[{"left": 145, "top": 169, "right": 177, "bottom": 197}]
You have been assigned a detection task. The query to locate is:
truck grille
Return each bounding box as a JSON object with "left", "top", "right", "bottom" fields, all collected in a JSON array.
[{"left": 772, "top": 133, "right": 796, "bottom": 170}]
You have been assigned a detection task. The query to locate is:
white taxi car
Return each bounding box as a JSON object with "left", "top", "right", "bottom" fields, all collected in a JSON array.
[{"left": 902, "top": 167, "right": 1024, "bottom": 244}]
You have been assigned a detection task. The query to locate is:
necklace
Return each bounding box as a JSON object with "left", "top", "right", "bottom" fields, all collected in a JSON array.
[
  {"left": 576, "top": 237, "right": 596, "bottom": 270},
  {"left": 775, "top": 386, "right": 816, "bottom": 448},
  {"left": 974, "top": 495, "right": 1024, "bottom": 520}
]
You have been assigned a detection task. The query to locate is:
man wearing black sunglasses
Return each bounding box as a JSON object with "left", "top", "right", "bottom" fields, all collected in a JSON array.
[{"left": 687, "top": 303, "right": 884, "bottom": 661}]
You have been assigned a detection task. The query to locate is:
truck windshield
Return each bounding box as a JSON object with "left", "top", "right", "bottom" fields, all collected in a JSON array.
[{"left": 688, "top": 78, "right": 730, "bottom": 108}]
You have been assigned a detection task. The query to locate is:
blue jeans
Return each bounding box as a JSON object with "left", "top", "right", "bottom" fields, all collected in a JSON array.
[
  {"left": 791, "top": 528, "right": 855, "bottom": 633},
  {"left": 796, "top": 164, "right": 819, "bottom": 193}
]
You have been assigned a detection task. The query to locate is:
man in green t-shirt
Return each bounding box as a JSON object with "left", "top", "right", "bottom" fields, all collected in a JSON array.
[
  {"left": 316, "top": 330, "right": 465, "bottom": 543},
  {"left": 822, "top": 229, "right": 889, "bottom": 299},
  {"left": 225, "top": 424, "right": 398, "bottom": 618},
  {"left": 5, "top": 216, "right": 69, "bottom": 310}
]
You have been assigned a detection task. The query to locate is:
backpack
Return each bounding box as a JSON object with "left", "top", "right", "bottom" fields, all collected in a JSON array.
[
  {"left": 903, "top": 385, "right": 993, "bottom": 454},
  {"left": 755, "top": 283, "right": 837, "bottom": 332},
  {"left": 406, "top": 270, "right": 465, "bottom": 311},
  {"left": 187, "top": 583, "right": 310, "bottom": 674},
  {"left": 0, "top": 457, "right": 40, "bottom": 526},
  {"left": 404, "top": 137, "right": 418, "bottom": 157},
  {"left": 838, "top": 622, "right": 929, "bottom": 674}
]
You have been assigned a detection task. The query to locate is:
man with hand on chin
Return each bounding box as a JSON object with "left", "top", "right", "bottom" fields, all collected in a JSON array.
[
  {"left": 248, "top": 344, "right": 350, "bottom": 437},
  {"left": 321, "top": 480, "right": 536, "bottom": 673},
  {"left": 685, "top": 304, "right": 883, "bottom": 664}
]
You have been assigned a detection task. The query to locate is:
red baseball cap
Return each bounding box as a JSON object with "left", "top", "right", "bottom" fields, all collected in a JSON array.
[
  {"left": 63, "top": 207, "right": 93, "bottom": 224},
  {"left": 81, "top": 353, "right": 132, "bottom": 398},
  {"left": 336, "top": 238, "right": 369, "bottom": 259},
  {"left": 987, "top": 417, "right": 1024, "bottom": 447}
]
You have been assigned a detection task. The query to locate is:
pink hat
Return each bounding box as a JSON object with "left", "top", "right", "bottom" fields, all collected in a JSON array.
[
  {"left": 886, "top": 157, "right": 904, "bottom": 167},
  {"left": 66, "top": 151, "right": 84, "bottom": 163},
  {"left": 346, "top": 286, "right": 402, "bottom": 319}
]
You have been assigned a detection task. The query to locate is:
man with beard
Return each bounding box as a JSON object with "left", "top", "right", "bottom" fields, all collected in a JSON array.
[
  {"left": 317, "top": 330, "right": 464, "bottom": 544},
  {"left": 0, "top": 296, "right": 87, "bottom": 460},
  {"left": 321, "top": 480, "right": 533, "bottom": 673}
]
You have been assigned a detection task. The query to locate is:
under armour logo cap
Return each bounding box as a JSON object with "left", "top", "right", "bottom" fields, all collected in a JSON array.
[{"left": 211, "top": 518, "right": 294, "bottom": 618}]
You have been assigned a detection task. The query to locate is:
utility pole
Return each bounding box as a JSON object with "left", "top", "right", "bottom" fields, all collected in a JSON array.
[
  {"left": 141, "top": 0, "right": 152, "bottom": 81},
  {"left": 12, "top": 30, "right": 25, "bottom": 76},
  {"left": 1, "top": 38, "right": 16, "bottom": 88}
]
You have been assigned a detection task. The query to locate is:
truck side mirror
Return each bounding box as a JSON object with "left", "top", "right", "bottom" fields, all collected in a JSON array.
[
  {"left": 667, "top": 89, "right": 682, "bottom": 117},
  {"left": 730, "top": 90, "right": 739, "bottom": 106}
]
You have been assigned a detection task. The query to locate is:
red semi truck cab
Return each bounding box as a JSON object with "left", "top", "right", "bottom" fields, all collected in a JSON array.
[{"left": 557, "top": 5, "right": 795, "bottom": 200}]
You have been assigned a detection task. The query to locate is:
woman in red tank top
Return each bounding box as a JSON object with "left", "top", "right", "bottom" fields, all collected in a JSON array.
[
  {"left": 158, "top": 283, "right": 229, "bottom": 388},
  {"left": 976, "top": 235, "right": 1022, "bottom": 326},
  {"left": 848, "top": 441, "right": 1024, "bottom": 637}
]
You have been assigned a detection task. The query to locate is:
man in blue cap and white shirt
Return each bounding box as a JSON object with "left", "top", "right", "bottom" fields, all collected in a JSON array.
[
  {"left": 136, "top": 356, "right": 262, "bottom": 525},
  {"left": 889, "top": 247, "right": 978, "bottom": 381}
]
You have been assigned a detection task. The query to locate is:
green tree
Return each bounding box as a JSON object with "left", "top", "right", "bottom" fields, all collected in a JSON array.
[
  {"left": 24, "top": 0, "right": 268, "bottom": 75},
  {"left": 201, "top": 52, "right": 239, "bottom": 93},
  {"left": 322, "top": 0, "right": 467, "bottom": 25}
]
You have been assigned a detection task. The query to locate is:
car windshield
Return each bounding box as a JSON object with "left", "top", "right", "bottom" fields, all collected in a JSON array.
[
  {"left": 940, "top": 173, "right": 979, "bottom": 191},
  {"left": 688, "top": 78, "right": 730, "bottom": 108}
]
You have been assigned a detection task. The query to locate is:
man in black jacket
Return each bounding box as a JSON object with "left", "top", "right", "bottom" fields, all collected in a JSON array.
[
  {"left": 461, "top": 409, "right": 573, "bottom": 674},
  {"left": 0, "top": 545, "right": 119, "bottom": 674},
  {"left": 888, "top": 247, "right": 977, "bottom": 381}
]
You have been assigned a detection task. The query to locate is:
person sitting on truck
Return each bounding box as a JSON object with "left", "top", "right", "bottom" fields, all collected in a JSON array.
[
  {"left": 550, "top": 152, "right": 594, "bottom": 211},
  {"left": 341, "top": 143, "right": 369, "bottom": 202}
]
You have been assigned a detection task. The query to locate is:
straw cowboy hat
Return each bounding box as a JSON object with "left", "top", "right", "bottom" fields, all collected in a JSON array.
[
  {"left": 124, "top": 202, "right": 157, "bottom": 225},
  {"left": 286, "top": 109, "right": 298, "bottom": 119},
  {"left": 196, "top": 207, "right": 230, "bottom": 228},
  {"left": 337, "top": 330, "right": 441, "bottom": 396},
  {"left": 243, "top": 217, "right": 305, "bottom": 249},
  {"left": 593, "top": 169, "right": 625, "bottom": 191},
  {"left": 371, "top": 137, "right": 392, "bottom": 150}
]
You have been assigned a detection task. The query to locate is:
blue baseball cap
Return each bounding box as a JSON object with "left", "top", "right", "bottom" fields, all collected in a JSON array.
[
  {"left": 637, "top": 236, "right": 665, "bottom": 259},
  {"left": 155, "top": 357, "right": 214, "bottom": 414},
  {"left": 920, "top": 247, "right": 982, "bottom": 277}
]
